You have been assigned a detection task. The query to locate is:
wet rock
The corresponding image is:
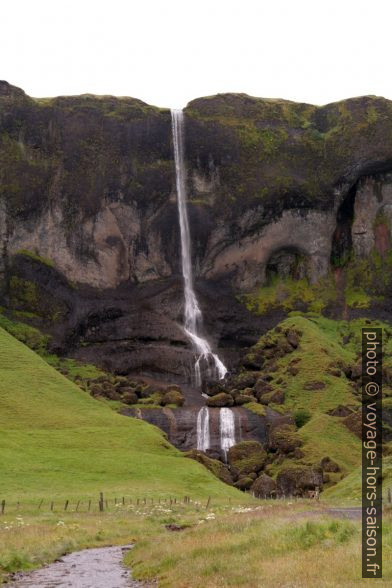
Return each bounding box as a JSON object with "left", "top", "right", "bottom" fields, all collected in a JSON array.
[{"left": 251, "top": 473, "right": 277, "bottom": 498}]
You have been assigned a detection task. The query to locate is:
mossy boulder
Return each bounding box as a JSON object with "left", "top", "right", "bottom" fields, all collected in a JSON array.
[
  {"left": 185, "top": 450, "right": 233, "bottom": 485},
  {"left": 251, "top": 473, "right": 277, "bottom": 498},
  {"left": 232, "top": 372, "right": 258, "bottom": 390},
  {"left": 259, "top": 389, "right": 285, "bottom": 405},
  {"left": 121, "top": 390, "right": 139, "bottom": 405},
  {"left": 320, "top": 456, "right": 340, "bottom": 473},
  {"left": 268, "top": 424, "right": 302, "bottom": 454},
  {"left": 242, "top": 351, "right": 265, "bottom": 370},
  {"left": 253, "top": 379, "right": 274, "bottom": 399},
  {"left": 234, "top": 393, "right": 256, "bottom": 406},
  {"left": 161, "top": 389, "right": 184, "bottom": 407},
  {"left": 276, "top": 465, "right": 323, "bottom": 497},
  {"left": 206, "top": 392, "right": 234, "bottom": 407},
  {"left": 234, "top": 476, "right": 254, "bottom": 490},
  {"left": 227, "top": 440, "right": 267, "bottom": 479}
]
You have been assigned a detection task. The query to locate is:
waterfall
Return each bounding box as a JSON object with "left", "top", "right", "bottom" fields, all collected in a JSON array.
[
  {"left": 171, "top": 109, "right": 227, "bottom": 387},
  {"left": 196, "top": 407, "right": 210, "bottom": 451},
  {"left": 220, "top": 407, "right": 236, "bottom": 460}
]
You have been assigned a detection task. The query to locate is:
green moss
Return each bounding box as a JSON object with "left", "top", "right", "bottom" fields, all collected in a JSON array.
[
  {"left": 373, "top": 210, "right": 391, "bottom": 230},
  {"left": 242, "top": 274, "right": 336, "bottom": 315},
  {"left": 243, "top": 402, "right": 266, "bottom": 417},
  {"left": 366, "top": 104, "right": 379, "bottom": 124},
  {"left": 344, "top": 286, "right": 371, "bottom": 309},
  {"left": 0, "top": 313, "right": 50, "bottom": 353},
  {"left": 15, "top": 249, "right": 55, "bottom": 267},
  {"left": 8, "top": 276, "right": 67, "bottom": 322},
  {"left": 9, "top": 277, "right": 41, "bottom": 313}
]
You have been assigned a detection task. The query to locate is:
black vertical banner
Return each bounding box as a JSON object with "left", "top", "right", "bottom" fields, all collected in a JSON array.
[{"left": 362, "top": 328, "right": 382, "bottom": 578}]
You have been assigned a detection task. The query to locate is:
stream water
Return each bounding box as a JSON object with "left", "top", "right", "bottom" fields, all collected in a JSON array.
[{"left": 9, "top": 545, "right": 142, "bottom": 588}]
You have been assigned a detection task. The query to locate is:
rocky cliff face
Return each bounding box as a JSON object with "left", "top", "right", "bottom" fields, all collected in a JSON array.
[{"left": 2, "top": 81, "right": 392, "bottom": 383}]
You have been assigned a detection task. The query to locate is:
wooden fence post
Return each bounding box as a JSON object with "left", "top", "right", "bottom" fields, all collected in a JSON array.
[
  {"left": 38, "top": 499, "right": 43, "bottom": 510},
  {"left": 99, "top": 493, "right": 104, "bottom": 512},
  {"left": 64, "top": 500, "right": 69, "bottom": 511},
  {"left": 205, "top": 496, "right": 211, "bottom": 509},
  {"left": 76, "top": 500, "right": 80, "bottom": 512},
  {"left": 1, "top": 500, "right": 5, "bottom": 515},
  {"left": 88, "top": 499, "right": 91, "bottom": 512},
  {"left": 50, "top": 501, "right": 54, "bottom": 511},
  {"left": 388, "top": 488, "right": 391, "bottom": 504}
]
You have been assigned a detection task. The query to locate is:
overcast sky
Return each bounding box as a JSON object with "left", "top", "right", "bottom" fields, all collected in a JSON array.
[{"left": 2, "top": 0, "right": 391, "bottom": 108}]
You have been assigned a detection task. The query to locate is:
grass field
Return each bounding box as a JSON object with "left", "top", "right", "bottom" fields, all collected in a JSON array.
[
  {"left": 2, "top": 500, "right": 390, "bottom": 586},
  {"left": 126, "top": 503, "right": 392, "bottom": 587},
  {"left": 0, "top": 326, "right": 241, "bottom": 502}
]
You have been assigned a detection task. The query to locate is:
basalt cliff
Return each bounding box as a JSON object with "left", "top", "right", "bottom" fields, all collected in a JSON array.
[{"left": 1, "top": 80, "right": 392, "bottom": 386}]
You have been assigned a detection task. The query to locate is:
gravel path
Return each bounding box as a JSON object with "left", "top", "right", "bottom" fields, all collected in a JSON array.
[{"left": 9, "top": 545, "right": 143, "bottom": 588}]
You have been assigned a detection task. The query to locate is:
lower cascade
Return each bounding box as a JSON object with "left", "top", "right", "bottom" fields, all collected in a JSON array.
[
  {"left": 196, "top": 407, "right": 210, "bottom": 451},
  {"left": 220, "top": 407, "right": 236, "bottom": 459},
  {"left": 171, "top": 108, "right": 227, "bottom": 387}
]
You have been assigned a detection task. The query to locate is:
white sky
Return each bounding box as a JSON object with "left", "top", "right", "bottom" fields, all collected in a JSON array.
[{"left": 2, "top": 0, "right": 391, "bottom": 109}]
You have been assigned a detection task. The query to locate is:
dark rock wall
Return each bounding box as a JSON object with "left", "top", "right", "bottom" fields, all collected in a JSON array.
[
  {"left": 123, "top": 406, "right": 291, "bottom": 458},
  {"left": 2, "top": 82, "right": 392, "bottom": 381}
]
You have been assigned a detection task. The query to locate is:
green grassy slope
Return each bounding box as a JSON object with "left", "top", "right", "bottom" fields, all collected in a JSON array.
[
  {"left": 242, "top": 314, "right": 392, "bottom": 500},
  {"left": 0, "top": 327, "right": 240, "bottom": 501}
]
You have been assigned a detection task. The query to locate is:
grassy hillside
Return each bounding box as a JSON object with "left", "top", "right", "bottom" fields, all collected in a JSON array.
[
  {"left": 238, "top": 314, "right": 392, "bottom": 500},
  {"left": 0, "top": 326, "right": 240, "bottom": 502}
]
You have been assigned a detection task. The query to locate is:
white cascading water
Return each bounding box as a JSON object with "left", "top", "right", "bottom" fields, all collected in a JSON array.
[
  {"left": 196, "top": 407, "right": 210, "bottom": 451},
  {"left": 220, "top": 407, "right": 236, "bottom": 460},
  {"left": 171, "top": 109, "right": 227, "bottom": 387}
]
